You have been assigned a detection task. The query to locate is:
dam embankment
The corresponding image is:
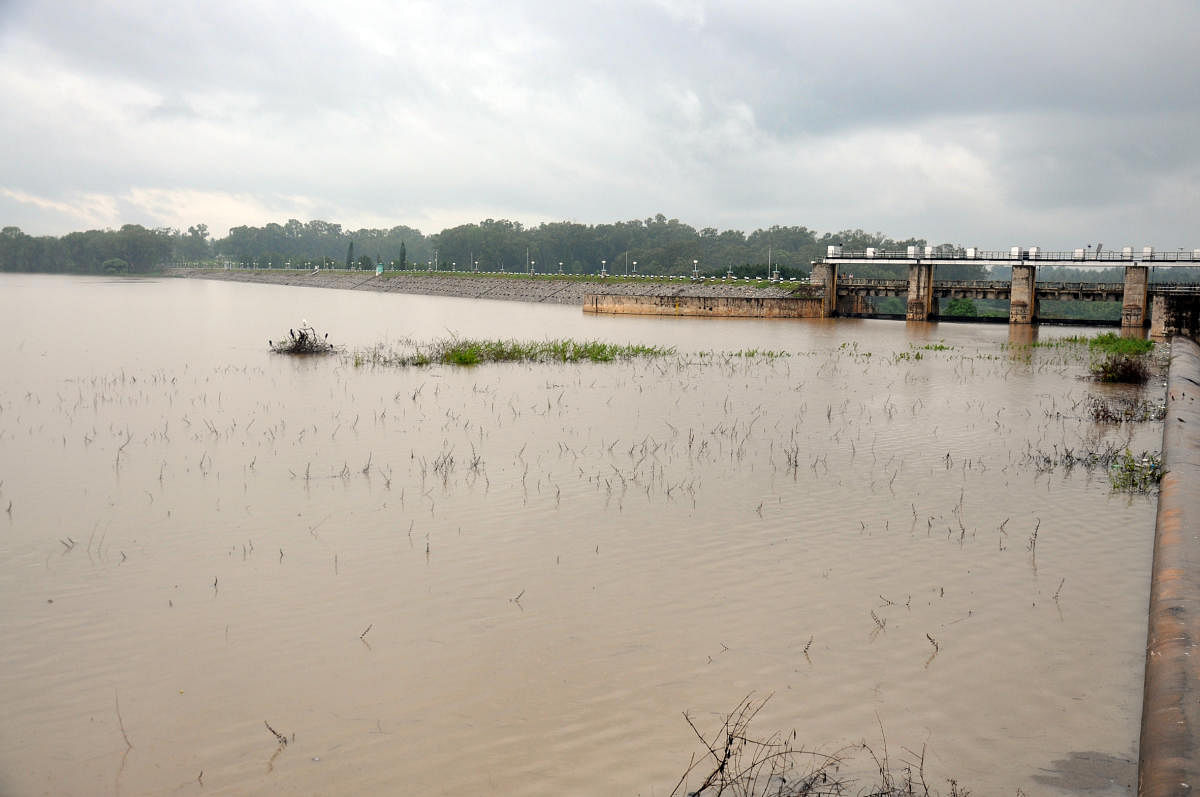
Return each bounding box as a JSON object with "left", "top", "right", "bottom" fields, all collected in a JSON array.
[
  {"left": 582, "top": 292, "right": 825, "bottom": 318},
  {"left": 1140, "top": 335, "right": 1200, "bottom": 796},
  {"left": 168, "top": 267, "right": 798, "bottom": 306}
]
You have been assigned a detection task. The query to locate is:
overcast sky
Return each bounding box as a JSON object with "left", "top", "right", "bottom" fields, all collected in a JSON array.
[{"left": 2, "top": 0, "right": 1198, "bottom": 249}]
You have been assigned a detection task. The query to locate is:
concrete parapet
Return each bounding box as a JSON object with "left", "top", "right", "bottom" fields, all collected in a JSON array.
[
  {"left": 1139, "top": 337, "right": 1200, "bottom": 795},
  {"left": 582, "top": 294, "right": 824, "bottom": 318}
]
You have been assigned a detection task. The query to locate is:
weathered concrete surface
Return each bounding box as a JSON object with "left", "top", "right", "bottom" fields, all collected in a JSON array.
[
  {"left": 1152, "top": 294, "right": 1200, "bottom": 340},
  {"left": 1123, "top": 265, "right": 1150, "bottom": 328},
  {"left": 906, "top": 262, "right": 936, "bottom": 321},
  {"left": 1140, "top": 336, "right": 1200, "bottom": 796},
  {"left": 582, "top": 293, "right": 824, "bottom": 318},
  {"left": 168, "top": 268, "right": 802, "bottom": 306},
  {"left": 1010, "top": 264, "right": 1037, "bottom": 324},
  {"left": 810, "top": 261, "right": 838, "bottom": 317}
]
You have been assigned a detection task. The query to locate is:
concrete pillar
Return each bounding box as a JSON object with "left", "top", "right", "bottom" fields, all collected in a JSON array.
[
  {"left": 1150, "top": 293, "right": 1168, "bottom": 339},
  {"left": 810, "top": 261, "right": 838, "bottom": 318},
  {"left": 906, "top": 262, "right": 936, "bottom": 321},
  {"left": 1009, "top": 264, "right": 1037, "bottom": 325},
  {"left": 1122, "top": 264, "right": 1149, "bottom": 328}
]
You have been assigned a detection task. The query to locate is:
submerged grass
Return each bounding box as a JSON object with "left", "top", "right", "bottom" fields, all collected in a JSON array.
[
  {"left": 354, "top": 337, "right": 674, "bottom": 367},
  {"left": 1109, "top": 449, "right": 1165, "bottom": 493},
  {"left": 1025, "top": 443, "right": 1164, "bottom": 493},
  {"left": 1003, "top": 332, "right": 1156, "bottom": 384}
]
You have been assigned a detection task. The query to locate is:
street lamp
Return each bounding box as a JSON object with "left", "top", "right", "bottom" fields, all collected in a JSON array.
[
  {"left": 558, "top": 261, "right": 563, "bottom": 275},
  {"left": 530, "top": 260, "right": 535, "bottom": 276},
  {"left": 601, "top": 259, "right": 607, "bottom": 277},
  {"left": 632, "top": 260, "right": 638, "bottom": 276},
  {"left": 692, "top": 259, "right": 699, "bottom": 280}
]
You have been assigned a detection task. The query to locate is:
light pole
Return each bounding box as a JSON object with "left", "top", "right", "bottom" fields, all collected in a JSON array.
[
  {"left": 632, "top": 260, "right": 637, "bottom": 276},
  {"left": 530, "top": 260, "right": 535, "bottom": 276},
  {"left": 558, "top": 261, "right": 563, "bottom": 275},
  {"left": 692, "top": 259, "right": 699, "bottom": 280},
  {"left": 601, "top": 259, "right": 607, "bottom": 278}
]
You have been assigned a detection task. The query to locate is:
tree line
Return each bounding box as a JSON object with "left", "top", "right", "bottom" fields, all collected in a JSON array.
[
  {"left": 0, "top": 215, "right": 978, "bottom": 279},
  {"left": 6, "top": 216, "right": 1195, "bottom": 283}
]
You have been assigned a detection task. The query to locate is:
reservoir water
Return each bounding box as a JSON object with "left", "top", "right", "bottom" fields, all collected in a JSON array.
[{"left": 0, "top": 273, "right": 1161, "bottom": 795}]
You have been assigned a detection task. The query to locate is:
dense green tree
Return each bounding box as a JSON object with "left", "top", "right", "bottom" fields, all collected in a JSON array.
[{"left": 943, "top": 298, "right": 978, "bottom": 316}]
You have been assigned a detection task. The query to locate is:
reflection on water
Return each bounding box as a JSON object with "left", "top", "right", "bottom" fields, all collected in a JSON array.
[{"left": 0, "top": 275, "right": 1160, "bottom": 796}]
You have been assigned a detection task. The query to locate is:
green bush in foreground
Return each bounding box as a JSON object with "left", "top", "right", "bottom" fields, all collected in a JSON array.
[
  {"left": 1090, "top": 353, "right": 1151, "bottom": 383},
  {"left": 1075, "top": 333, "right": 1154, "bottom": 383}
]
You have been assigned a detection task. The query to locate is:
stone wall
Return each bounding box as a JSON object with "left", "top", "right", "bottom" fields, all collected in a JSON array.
[
  {"left": 582, "top": 293, "right": 825, "bottom": 318},
  {"left": 169, "top": 268, "right": 802, "bottom": 307}
]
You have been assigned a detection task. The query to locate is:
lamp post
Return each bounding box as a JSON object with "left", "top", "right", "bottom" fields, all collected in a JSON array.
[
  {"left": 601, "top": 259, "right": 607, "bottom": 277},
  {"left": 632, "top": 260, "right": 638, "bottom": 276},
  {"left": 692, "top": 259, "right": 699, "bottom": 280},
  {"left": 530, "top": 260, "right": 535, "bottom": 276},
  {"left": 558, "top": 261, "right": 563, "bottom": 275}
]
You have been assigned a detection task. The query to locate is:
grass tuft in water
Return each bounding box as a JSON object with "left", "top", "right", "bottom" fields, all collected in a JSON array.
[
  {"left": 1108, "top": 449, "right": 1164, "bottom": 493},
  {"left": 353, "top": 337, "right": 674, "bottom": 367}
]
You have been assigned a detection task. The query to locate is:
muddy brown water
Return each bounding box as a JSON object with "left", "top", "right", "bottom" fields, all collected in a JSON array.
[{"left": 0, "top": 274, "right": 1162, "bottom": 795}]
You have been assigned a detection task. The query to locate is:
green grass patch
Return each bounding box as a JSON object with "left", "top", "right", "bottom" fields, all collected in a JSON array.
[
  {"left": 1088, "top": 332, "right": 1154, "bottom": 356},
  {"left": 1086, "top": 333, "right": 1155, "bottom": 383},
  {"left": 353, "top": 337, "right": 674, "bottom": 367}
]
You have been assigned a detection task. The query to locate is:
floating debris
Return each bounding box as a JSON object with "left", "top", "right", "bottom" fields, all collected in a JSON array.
[{"left": 270, "top": 322, "right": 335, "bottom": 355}]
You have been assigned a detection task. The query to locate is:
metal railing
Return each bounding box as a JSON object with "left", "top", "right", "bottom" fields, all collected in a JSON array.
[{"left": 826, "top": 248, "right": 1200, "bottom": 263}]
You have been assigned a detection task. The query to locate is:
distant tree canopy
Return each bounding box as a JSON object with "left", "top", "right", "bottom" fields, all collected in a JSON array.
[
  {"left": 10, "top": 215, "right": 1196, "bottom": 283},
  {"left": 5, "top": 216, "right": 932, "bottom": 277},
  {"left": 0, "top": 224, "right": 173, "bottom": 274}
]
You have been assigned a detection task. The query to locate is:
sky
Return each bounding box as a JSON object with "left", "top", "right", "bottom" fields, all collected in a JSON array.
[{"left": 1, "top": 0, "right": 1198, "bottom": 250}]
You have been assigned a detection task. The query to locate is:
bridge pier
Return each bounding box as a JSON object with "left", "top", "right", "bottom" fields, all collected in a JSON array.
[
  {"left": 811, "top": 261, "right": 838, "bottom": 317},
  {"left": 1122, "top": 265, "right": 1149, "bottom": 328},
  {"left": 906, "top": 262, "right": 936, "bottom": 321},
  {"left": 1009, "top": 264, "right": 1037, "bottom": 324}
]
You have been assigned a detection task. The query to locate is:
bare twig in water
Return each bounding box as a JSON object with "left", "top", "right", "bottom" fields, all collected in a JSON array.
[
  {"left": 115, "top": 688, "right": 133, "bottom": 750},
  {"left": 671, "top": 694, "right": 855, "bottom": 796},
  {"left": 360, "top": 623, "right": 373, "bottom": 640},
  {"left": 265, "top": 720, "right": 288, "bottom": 747}
]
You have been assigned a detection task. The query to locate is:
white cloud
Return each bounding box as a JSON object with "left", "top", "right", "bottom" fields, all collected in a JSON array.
[{"left": 1, "top": 0, "right": 1199, "bottom": 249}]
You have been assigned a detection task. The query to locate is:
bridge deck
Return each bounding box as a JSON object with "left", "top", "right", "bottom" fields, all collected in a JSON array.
[{"left": 825, "top": 248, "right": 1200, "bottom": 267}]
